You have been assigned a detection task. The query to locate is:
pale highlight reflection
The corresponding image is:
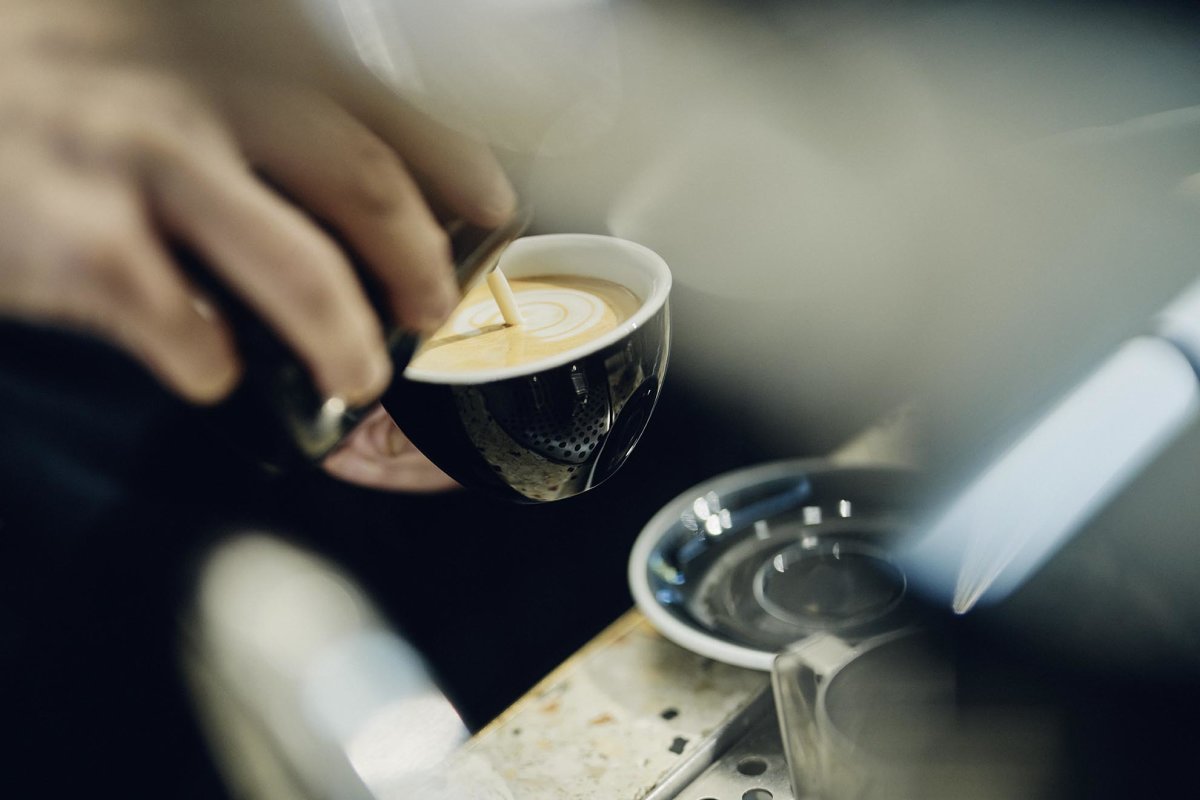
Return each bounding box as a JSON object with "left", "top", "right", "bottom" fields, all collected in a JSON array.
[
  {"left": 900, "top": 337, "right": 1200, "bottom": 613},
  {"left": 187, "top": 536, "right": 467, "bottom": 800}
]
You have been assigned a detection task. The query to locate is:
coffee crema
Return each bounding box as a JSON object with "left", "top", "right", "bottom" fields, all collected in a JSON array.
[{"left": 407, "top": 274, "right": 640, "bottom": 375}]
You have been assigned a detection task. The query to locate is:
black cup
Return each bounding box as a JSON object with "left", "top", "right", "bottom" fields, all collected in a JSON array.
[{"left": 380, "top": 234, "right": 671, "bottom": 502}]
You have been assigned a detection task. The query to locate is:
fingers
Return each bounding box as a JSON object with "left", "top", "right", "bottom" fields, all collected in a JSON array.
[
  {"left": 325, "top": 73, "right": 518, "bottom": 227},
  {"left": 0, "top": 161, "right": 240, "bottom": 403},
  {"left": 143, "top": 129, "right": 394, "bottom": 405},
  {"left": 229, "top": 89, "right": 459, "bottom": 333},
  {"left": 371, "top": 95, "right": 518, "bottom": 228},
  {"left": 0, "top": 2, "right": 517, "bottom": 416},
  {"left": 91, "top": 228, "right": 241, "bottom": 403},
  {"left": 185, "top": 9, "right": 517, "bottom": 227},
  {"left": 321, "top": 405, "right": 460, "bottom": 492},
  {"left": 0, "top": 66, "right": 393, "bottom": 407}
]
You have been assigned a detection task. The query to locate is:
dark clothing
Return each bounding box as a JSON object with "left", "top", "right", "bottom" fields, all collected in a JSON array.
[{"left": 0, "top": 321, "right": 779, "bottom": 796}]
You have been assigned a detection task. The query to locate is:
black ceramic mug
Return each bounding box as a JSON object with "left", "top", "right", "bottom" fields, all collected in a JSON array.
[{"left": 381, "top": 233, "right": 672, "bottom": 502}]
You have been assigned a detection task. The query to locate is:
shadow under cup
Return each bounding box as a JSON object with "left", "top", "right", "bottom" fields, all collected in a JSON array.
[{"left": 380, "top": 234, "right": 672, "bottom": 503}]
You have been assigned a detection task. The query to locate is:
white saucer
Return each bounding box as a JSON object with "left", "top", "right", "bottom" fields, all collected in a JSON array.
[{"left": 628, "top": 459, "right": 920, "bottom": 671}]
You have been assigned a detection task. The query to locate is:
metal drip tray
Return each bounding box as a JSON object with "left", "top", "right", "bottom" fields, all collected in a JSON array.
[
  {"left": 627, "top": 460, "right": 926, "bottom": 800},
  {"left": 627, "top": 459, "right": 1061, "bottom": 800},
  {"left": 643, "top": 629, "right": 1068, "bottom": 800},
  {"left": 644, "top": 689, "right": 796, "bottom": 800}
]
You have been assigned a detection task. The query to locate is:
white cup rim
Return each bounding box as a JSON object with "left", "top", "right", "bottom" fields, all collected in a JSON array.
[{"left": 403, "top": 233, "right": 672, "bottom": 385}]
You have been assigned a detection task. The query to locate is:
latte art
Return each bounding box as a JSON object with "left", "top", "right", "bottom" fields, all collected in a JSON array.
[
  {"left": 450, "top": 288, "right": 607, "bottom": 342},
  {"left": 407, "top": 275, "right": 640, "bottom": 376}
]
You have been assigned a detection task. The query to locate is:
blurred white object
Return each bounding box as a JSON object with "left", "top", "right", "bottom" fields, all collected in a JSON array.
[
  {"left": 302, "top": 0, "right": 621, "bottom": 153},
  {"left": 300, "top": 0, "right": 1200, "bottom": 453},
  {"left": 183, "top": 535, "right": 467, "bottom": 800},
  {"left": 1158, "top": 276, "right": 1200, "bottom": 369},
  {"left": 896, "top": 268, "right": 1200, "bottom": 614},
  {"left": 900, "top": 336, "right": 1200, "bottom": 613},
  {"left": 295, "top": 0, "right": 1200, "bottom": 643}
]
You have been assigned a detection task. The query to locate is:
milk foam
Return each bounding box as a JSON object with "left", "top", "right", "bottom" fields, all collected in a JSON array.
[
  {"left": 407, "top": 275, "right": 640, "bottom": 378},
  {"left": 448, "top": 288, "right": 608, "bottom": 343}
]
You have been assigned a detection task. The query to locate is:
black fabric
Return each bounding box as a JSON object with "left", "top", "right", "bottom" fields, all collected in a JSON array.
[
  {"left": 0, "top": 322, "right": 234, "bottom": 797},
  {"left": 0, "top": 320, "right": 786, "bottom": 794}
]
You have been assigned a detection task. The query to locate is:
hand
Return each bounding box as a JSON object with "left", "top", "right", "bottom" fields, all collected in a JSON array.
[
  {"left": 322, "top": 405, "right": 460, "bottom": 493},
  {"left": 0, "top": 0, "right": 515, "bottom": 405}
]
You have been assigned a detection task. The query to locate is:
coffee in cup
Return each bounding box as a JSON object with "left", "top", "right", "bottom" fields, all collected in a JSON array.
[{"left": 408, "top": 275, "right": 640, "bottom": 375}]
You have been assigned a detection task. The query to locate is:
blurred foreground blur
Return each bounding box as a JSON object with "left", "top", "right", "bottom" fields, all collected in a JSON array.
[{"left": 7, "top": 2, "right": 1200, "bottom": 798}]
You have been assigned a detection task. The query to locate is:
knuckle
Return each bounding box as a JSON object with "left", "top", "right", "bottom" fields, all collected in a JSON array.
[
  {"left": 119, "top": 86, "right": 220, "bottom": 168},
  {"left": 142, "top": 78, "right": 219, "bottom": 140},
  {"left": 44, "top": 76, "right": 217, "bottom": 170},
  {"left": 58, "top": 225, "right": 176, "bottom": 319},
  {"left": 153, "top": 102, "right": 213, "bottom": 145},
  {"left": 45, "top": 107, "right": 115, "bottom": 167},
  {"left": 126, "top": 120, "right": 193, "bottom": 170},
  {"left": 120, "top": 72, "right": 201, "bottom": 120},
  {"left": 66, "top": 231, "right": 130, "bottom": 291}
]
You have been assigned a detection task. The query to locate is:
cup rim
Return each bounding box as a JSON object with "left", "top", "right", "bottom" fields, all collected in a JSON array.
[{"left": 402, "top": 233, "right": 672, "bottom": 385}]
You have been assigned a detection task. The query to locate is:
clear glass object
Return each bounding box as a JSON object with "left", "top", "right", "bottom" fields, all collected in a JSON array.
[
  {"left": 771, "top": 628, "right": 1065, "bottom": 800},
  {"left": 629, "top": 459, "right": 923, "bottom": 670}
]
